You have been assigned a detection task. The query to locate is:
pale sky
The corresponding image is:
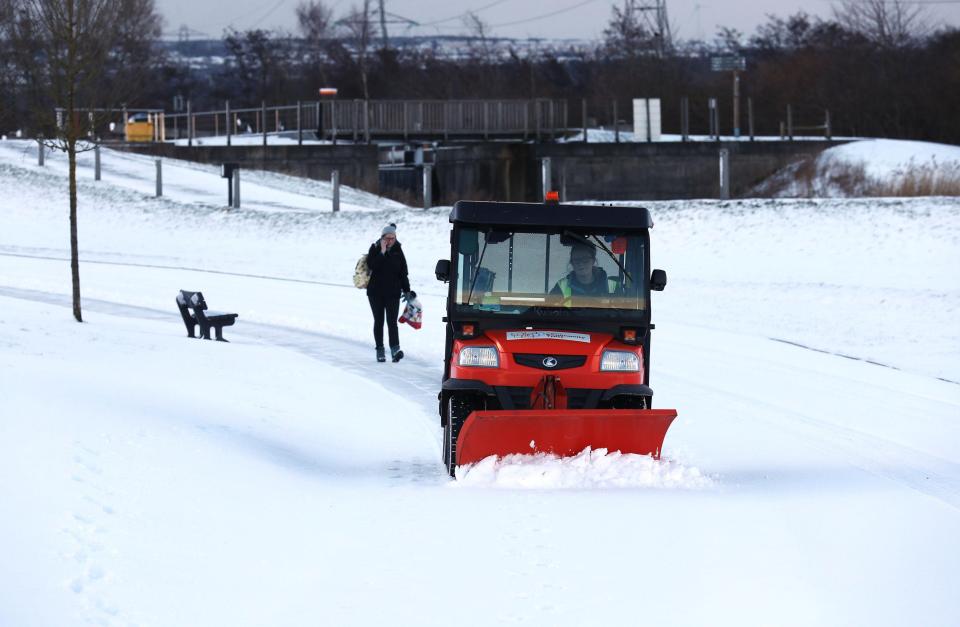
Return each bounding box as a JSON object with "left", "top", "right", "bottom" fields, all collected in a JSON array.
[{"left": 158, "top": 0, "right": 960, "bottom": 42}]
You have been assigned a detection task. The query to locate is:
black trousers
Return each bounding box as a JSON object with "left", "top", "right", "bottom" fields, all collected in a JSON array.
[{"left": 368, "top": 293, "right": 400, "bottom": 349}]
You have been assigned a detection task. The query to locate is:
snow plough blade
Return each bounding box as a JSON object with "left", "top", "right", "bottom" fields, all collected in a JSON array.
[{"left": 455, "top": 409, "right": 677, "bottom": 467}]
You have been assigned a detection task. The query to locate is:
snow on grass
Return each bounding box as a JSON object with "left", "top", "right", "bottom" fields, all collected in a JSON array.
[
  {"left": 756, "top": 139, "right": 960, "bottom": 197},
  {"left": 455, "top": 448, "right": 715, "bottom": 489}
]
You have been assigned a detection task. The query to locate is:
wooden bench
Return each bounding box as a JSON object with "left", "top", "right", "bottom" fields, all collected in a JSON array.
[{"left": 176, "top": 290, "right": 238, "bottom": 342}]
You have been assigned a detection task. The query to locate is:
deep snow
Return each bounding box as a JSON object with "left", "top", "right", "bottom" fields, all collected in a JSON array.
[{"left": 1, "top": 140, "right": 959, "bottom": 626}]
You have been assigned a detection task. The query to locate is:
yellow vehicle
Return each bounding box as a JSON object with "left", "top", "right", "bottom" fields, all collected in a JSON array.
[{"left": 125, "top": 112, "right": 155, "bottom": 142}]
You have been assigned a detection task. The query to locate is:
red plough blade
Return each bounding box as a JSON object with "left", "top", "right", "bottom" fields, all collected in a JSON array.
[{"left": 455, "top": 409, "right": 678, "bottom": 467}]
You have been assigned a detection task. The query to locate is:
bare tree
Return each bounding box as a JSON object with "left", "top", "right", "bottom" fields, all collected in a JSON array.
[
  {"left": 462, "top": 11, "right": 495, "bottom": 64},
  {"left": 342, "top": 0, "right": 373, "bottom": 100},
  {"left": 296, "top": 0, "right": 334, "bottom": 85},
  {"left": 602, "top": 2, "right": 657, "bottom": 59},
  {"left": 12, "top": 0, "right": 162, "bottom": 322},
  {"left": 833, "top": 0, "right": 927, "bottom": 48}
]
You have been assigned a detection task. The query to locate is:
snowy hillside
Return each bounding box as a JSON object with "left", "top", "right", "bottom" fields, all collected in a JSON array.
[
  {"left": 1, "top": 140, "right": 959, "bottom": 626},
  {"left": 756, "top": 139, "right": 960, "bottom": 197}
]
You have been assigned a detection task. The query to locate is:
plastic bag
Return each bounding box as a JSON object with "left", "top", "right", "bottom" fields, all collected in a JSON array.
[{"left": 399, "top": 291, "right": 422, "bottom": 330}]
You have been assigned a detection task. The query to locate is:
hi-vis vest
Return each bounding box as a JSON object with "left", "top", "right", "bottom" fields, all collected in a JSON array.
[{"left": 557, "top": 276, "right": 620, "bottom": 299}]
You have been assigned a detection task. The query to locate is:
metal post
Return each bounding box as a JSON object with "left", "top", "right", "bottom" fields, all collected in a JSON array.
[
  {"left": 331, "top": 170, "right": 340, "bottom": 212},
  {"left": 708, "top": 98, "right": 717, "bottom": 139},
  {"left": 681, "top": 97, "right": 689, "bottom": 142},
  {"left": 187, "top": 100, "right": 193, "bottom": 147},
  {"left": 582, "top": 98, "right": 588, "bottom": 143},
  {"left": 787, "top": 104, "right": 794, "bottom": 141},
  {"left": 155, "top": 159, "right": 162, "bottom": 197},
  {"left": 541, "top": 157, "right": 552, "bottom": 198},
  {"left": 363, "top": 100, "right": 370, "bottom": 144},
  {"left": 227, "top": 172, "right": 233, "bottom": 207},
  {"left": 94, "top": 145, "right": 101, "bottom": 181},
  {"left": 733, "top": 71, "right": 741, "bottom": 138},
  {"left": 748, "top": 98, "right": 755, "bottom": 141},
  {"left": 261, "top": 101, "right": 267, "bottom": 146},
  {"left": 331, "top": 101, "right": 338, "bottom": 146},
  {"left": 38, "top": 140, "right": 44, "bottom": 166},
  {"left": 719, "top": 149, "right": 730, "bottom": 200},
  {"left": 535, "top": 100, "right": 542, "bottom": 142},
  {"left": 232, "top": 168, "right": 240, "bottom": 209},
  {"left": 645, "top": 98, "right": 652, "bottom": 143},
  {"left": 226, "top": 101, "right": 232, "bottom": 147},
  {"left": 825, "top": 109, "right": 832, "bottom": 140},
  {"left": 423, "top": 164, "right": 433, "bottom": 209},
  {"left": 353, "top": 100, "right": 359, "bottom": 143},
  {"left": 298, "top": 101, "right": 303, "bottom": 145},
  {"left": 613, "top": 100, "right": 620, "bottom": 143}
]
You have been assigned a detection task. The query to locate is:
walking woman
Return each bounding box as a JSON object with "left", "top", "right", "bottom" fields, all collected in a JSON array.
[{"left": 366, "top": 223, "right": 410, "bottom": 362}]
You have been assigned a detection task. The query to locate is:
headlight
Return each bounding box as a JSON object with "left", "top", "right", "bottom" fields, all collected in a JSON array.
[
  {"left": 458, "top": 346, "right": 499, "bottom": 368},
  {"left": 600, "top": 350, "right": 640, "bottom": 372}
]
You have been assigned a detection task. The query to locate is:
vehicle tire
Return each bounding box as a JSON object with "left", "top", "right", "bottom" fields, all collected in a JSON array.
[{"left": 443, "top": 394, "right": 484, "bottom": 477}]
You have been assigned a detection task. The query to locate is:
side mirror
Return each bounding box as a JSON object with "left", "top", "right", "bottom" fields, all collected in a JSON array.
[
  {"left": 650, "top": 269, "right": 667, "bottom": 291},
  {"left": 435, "top": 259, "right": 451, "bottom": 283}
]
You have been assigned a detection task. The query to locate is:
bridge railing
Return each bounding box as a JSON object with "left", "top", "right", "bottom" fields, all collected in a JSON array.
[{"left": 162, "top": 99, "right": 569, "bottom": 144}]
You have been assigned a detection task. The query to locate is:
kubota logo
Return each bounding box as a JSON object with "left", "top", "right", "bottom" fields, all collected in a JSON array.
[{"left": 542, "top": 356, "right": 558, "bottom": 368}]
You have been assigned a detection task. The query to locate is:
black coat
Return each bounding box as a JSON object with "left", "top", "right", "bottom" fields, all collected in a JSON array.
[{"left": 366, "top": 240, "right": 411, "bottom": 298}]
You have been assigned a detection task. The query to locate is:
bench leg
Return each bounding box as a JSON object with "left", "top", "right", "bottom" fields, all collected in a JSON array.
[
  {"left": 199, "top": 322, "right": 211, "bottom": 340},
  {"left": 214, "top": 325, "right": 228, "bottom": 342}
]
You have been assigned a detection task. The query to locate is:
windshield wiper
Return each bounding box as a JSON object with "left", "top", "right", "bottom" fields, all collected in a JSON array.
[{"left": 465, "top": 236, "right": 490, "bottom": 306}]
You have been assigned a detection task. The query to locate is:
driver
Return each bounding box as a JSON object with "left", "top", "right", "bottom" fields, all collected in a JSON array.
[{"left": 550, "top": 243, "right": 619, "bottom": 300}]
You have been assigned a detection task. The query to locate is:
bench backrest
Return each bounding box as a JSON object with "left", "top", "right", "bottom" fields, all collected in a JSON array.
[{"left": 177, "top": 290, "right": 212, "bottom": 326}]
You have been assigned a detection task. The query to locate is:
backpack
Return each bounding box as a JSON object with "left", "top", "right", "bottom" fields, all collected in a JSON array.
[{"left": 353, "top": 254, "right": 371, "bottom": 289}]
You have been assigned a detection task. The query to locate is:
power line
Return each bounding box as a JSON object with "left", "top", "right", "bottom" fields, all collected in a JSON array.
[
  {"left": 490, "top": 0, "right": 606, "bottom": 28},
  {"left": 418, "top": 0, "right": 512, "bottom": 26}
]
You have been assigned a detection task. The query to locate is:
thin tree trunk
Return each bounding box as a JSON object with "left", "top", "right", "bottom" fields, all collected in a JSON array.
[{"left": 69, "top": 138, "right": 82, "bottom": 322}]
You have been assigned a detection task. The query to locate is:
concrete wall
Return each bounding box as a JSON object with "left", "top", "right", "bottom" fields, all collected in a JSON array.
[
  {"left": 536, "top": 141, "right": 841, "bottom": 201},
  {"left": 115, "top": 139, "right": 843, "bottom": 205},
  {"left": 114, "top": 143, "right": 380, "bottom": 194}
]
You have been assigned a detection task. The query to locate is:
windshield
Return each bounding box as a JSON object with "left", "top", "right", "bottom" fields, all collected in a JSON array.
[{"left": 455, "top": 228, "right": 647, "bottom": 317}]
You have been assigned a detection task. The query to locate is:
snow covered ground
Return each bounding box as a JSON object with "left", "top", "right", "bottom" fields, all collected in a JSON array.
[
  {"left": 1, "top": 140, "right": 959, "bottom": 626},
  {"left": 757, "top": 139, "right": 960, "bottom": 197}
]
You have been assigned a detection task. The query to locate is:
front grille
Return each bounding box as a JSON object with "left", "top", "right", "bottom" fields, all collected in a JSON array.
[
  {"left": 493, "top": 386, "right": 602, "bottom": 410},
  {"left": 514, "top": 354, "right": 587, "bottom": 370}
]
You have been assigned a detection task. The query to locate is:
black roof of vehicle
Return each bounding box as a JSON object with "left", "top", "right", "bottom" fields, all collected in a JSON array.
[{"left": 450, "top": 201, "right": 654, "bottom": 230}]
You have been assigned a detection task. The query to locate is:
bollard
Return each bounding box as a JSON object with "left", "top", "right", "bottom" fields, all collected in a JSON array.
[
  {"left": 331, "top": 170, "right": 340, "bottom": 212},
  {"left": 233, "top": 168, "right": 240, "bottom": 209},
  {"left": 719, "top": 149, "right": 730, "bottom": 200},
  {"left": 423, "top": 164, "right": 432, "bottom": 209},
  {"left": 94, "top": 145, "right": 101, "bottom": 181},
  {"left": 541, "top": 157, "right": 552, "bottom": 198},
  {"left": 155, "top": 159, "right": 162, "bottom": 197},
  {"left": 38, "top": 141, "right": 44, "bottom": 166}
]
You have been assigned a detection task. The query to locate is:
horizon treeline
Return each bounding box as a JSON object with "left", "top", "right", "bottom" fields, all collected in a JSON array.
[{"left": 2, "top": 0, "right": 958, "bottom": 143}]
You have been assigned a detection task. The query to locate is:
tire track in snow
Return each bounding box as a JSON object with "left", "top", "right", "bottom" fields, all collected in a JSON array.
[{"left": 0, "top": 285, "right": 447, "bottom": 478}]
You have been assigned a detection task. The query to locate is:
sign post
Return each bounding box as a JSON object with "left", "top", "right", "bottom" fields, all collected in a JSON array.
[{"left": 711, "top": 56, "right": 746, "bottom": 139}]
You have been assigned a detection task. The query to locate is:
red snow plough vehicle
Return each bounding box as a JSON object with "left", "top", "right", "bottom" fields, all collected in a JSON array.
[{"left": 434, "top": 198, "right": 677, "bottom": 477}]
